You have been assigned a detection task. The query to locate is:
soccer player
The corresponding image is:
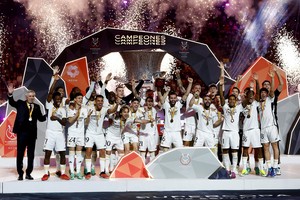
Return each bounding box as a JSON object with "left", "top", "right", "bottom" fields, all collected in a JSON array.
[
  {"left": 67, "top": 93, "right": 89, "bottom": 180},
  {"left": 183, "top": 82, "right": 203, "bottom": 147},
  {"left": 219, "top": 62, "right": 244, "bottom": 178},
  {"left": 42, "top": 92, "right": 69, "bottom": 181},
  {"left": 159, "top": 77, "right": 193, "bottom": 151},
  {"left": 189, "top": 93, "right": 222, "bottom": 148},
  {"left": 258, "top": 73, "right": 280, "bottom": 177},
  {"left": 139, "top": 96, "right": 158, "bottom": 163},
  {"left": 85, "top": 95, "right": 117, "bottom": 179},
  {"left": 240, "top": 88, "right": 266, "bottom": 177}
]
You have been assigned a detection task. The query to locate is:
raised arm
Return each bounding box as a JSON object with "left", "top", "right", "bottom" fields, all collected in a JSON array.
[
  {"left": 273, "top": 64, "right": 283, "bottom": 92},
  {"left": 252, "top": 72, "right": 260, "bottom": 101},
  {"left": 175, "top": 69, "right": 186, "bottom": 94},
  {"left": 268, "top": 68, "right": 275, "bottom": 98},
  {"left": 182, "top": 77, "right": 193, "bottom": 102},
  {"left": 158, "top": 86, "right": 170, "bottom": 105},
  {"left": 219, "top": 62, "right": 225, "bottom": 106},
  {"left": 189, "top": 91, "right": 198, "bottom": 108},
  {"left": 47, "top": 66, "right": 60, "bottom": 103},
  {"left": 234, "top": 75, "right": 242, "bottom": 88},
  {"left": 7, "top": 83, "right": 17, "bottom": 108}
]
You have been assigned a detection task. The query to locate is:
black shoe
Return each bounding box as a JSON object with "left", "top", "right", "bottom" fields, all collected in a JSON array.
[
  {"left": 25, "top": 174, "right": 34, "bottom": 180},
  {"left": 18, "top": 175, "right": 23, "bottom": 181}
]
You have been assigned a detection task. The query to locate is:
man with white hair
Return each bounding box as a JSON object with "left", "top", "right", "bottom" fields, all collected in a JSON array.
[{"left": 7, "top": 85, "right": 47, "bottom": 181}]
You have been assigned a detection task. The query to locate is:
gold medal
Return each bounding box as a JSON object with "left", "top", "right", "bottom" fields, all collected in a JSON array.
[
  {"left": 29, "top": 117, "right": 32, "bottom": 121},
  {"left": 170, "top": 119, "right": 174, "bottom": 123},
  {"left": 231, "top": 119, "right": 234, "bottom": 123}
]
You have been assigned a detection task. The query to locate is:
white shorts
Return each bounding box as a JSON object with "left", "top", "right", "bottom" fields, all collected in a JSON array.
[
  {"left": 43, "top": 129, "right": 66, "bottom": 152},
  {"left": 261, "top": 125, "right": 280, "bottom": 144},
  {"left": 221, "top": 130, "right": 239, "bottom": 150},
  {"left": 193, "top": 130, "right": 214, "bottom": 148},
  {"left": 85, "top": 133, "right": 106, "bottom": 149},
  {"left": 160, "top": 131, "right": 183, "bottom": 148},
  {"left": 183, "top": 124, "right": 196, "bottom": 142},
  {"left": 67, "top": 135, "right": 85, "bottom": 147},
  {"left": 122, "top": 132, "right": 139, "bottom": 144},
  {"left": 139, "top": 133, "right": 157, "bottom": 152},
  {"left": 242, "top": 129, "right": 262, "bottom": 148},
  {"left": 105, "top": 132, "right": 124, "bottom": 151}
]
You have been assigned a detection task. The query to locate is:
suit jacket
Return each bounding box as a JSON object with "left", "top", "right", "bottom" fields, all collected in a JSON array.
[{"left": 8, "top": 95, "right": 47, "bottom": 139}]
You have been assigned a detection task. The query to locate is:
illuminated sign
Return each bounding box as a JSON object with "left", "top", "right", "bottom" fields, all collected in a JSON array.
[{"left": 115, "top": 34, "right": 166, "bottom": 45}]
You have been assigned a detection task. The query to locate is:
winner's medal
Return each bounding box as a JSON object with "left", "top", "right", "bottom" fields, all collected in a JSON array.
[
  {"left": 231, "top": 119, "right": 234, "bottom": 123},
  {"left": 170, "top": 119, "right": 174, "bottom": 123},
  {"left": 29, "top": 117, "right": 32, "bottom": 121}
]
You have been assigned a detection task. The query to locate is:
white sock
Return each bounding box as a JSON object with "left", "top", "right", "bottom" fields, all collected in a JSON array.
[
  {"left": 44, "top": 164, "right": 49, "bottom": 175},
  {"left": 105, "top": 154, "right": 110, "bottom": 173},
  {"left": 258, "top": 158, "right": 264, "bottom": 170},
  {"left": 223, "top": 154, "right": 230, "bottom": 171},
  {"left": 266, "top": 160, "right": 272, "bottom": 169},
  {"left": 100, "top": 157, "right": 105, "bottom": 173},
  {"left": 140, "top": 152, "right": 146, "bottom": 164},
  {"left": 85, "top": 159, "right": 91, "bottom": 173},
  {"left": 273, "top": 159, "right": 279, "bottom": 169},
  {"left": 91, "top": 151, "right": 97, "bottom": 170},
  {"left": 149, "top": 152, "right": 155, "bottom": 162},
  {"left": 55, "top": 154, "right": 60, "bottom": 171},
  {"left": 68, "top": 151, "right": 75, "bottom": 173},
  {"left": 232, "top": 152, "right": 238, "bottom": 170},
  {"left": 60, "top": 164, "right": 66, "bottom": 174},
  {"left": 242, "top": 157, "right": 248, "bottom": 170},
  {"left": 76, "top": 151, "right": 83, "bottom": 174}
]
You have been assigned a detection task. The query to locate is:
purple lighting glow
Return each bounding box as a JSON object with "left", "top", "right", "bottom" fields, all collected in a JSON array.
[{"left": 225, "top": 3, "right": 230, "bottom": 7}]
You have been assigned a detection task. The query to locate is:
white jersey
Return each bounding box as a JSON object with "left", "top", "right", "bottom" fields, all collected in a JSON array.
[
  {"left": 242, "top": 101, "right": 259, "bottom": 131},
  {"left": 139, "top": 107, "right": 158, "bottom": 135},
  {"left": 107, "top": 115, "right": 122, "bottom": 137},
  {"left": 163, "top": 101, "right": 183, "bottom": 132},
  {"left": 258, "top": 96, "right": 277, "bottom": 129},
  {"left": 126, "top": 108, "right": 144, "bottom": 133},
  {"left": 222, "top": 103, "right": 243, "bottom": 132},
  {"left": 46, "top": 103, "right": 66, "bottom": 132},
  {"left": 67, "top": 107, "right": 88, "bottom": 136},
  {"left": 191, "top": 104, "right": 217, "bottom": 133},
  {"left": 184, "top": 93, "right": 203, "bottom": 125},
  {"left": 86, "top": 106, "right": 109, "bottom": 135}
]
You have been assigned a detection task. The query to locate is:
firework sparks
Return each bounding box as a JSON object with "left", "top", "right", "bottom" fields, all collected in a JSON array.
[
  {"left": 274, "top": 27, "right": 300, "bottom": 91},
  {"left": 229, "top": 0, "right": 292, "bottom": 78},
  {"left": 0, "top": 16, "right": 6, "bottom": 66}
]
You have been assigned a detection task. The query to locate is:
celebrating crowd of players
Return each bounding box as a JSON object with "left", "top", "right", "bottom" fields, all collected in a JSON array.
[{"left": 41, "top": 62, "right": 283, "bottom": 181}]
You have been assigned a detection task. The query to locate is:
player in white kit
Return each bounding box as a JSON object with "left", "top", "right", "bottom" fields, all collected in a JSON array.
[
  {"left": 258, "top": 87, "right": 280, "bottom": 177},
  {"left": 189, "top": 93, "right": 222, "bottom": 148},
  {"left": 85, "top": 95, "right": 117, "bottom": 179},
  {"left": 67, "top": 93, "right": 89, "bottom": 180},
  {"left": 41, "top": 92, "right": 69, "bottom": 181},
  {"left": 183, "top": 83, "right": 203, "bottom": 146},
  {"left": 159, "top": 77, "right": 193, "bottom": 151},
  {"left": 240, "top": 89, "right": 266, "bottom": 176},
  {"left": 139, "top": 96, "right": 158, "bottom": 163},
  {"left": 219, "top": 62, "right": 244, "bottom": 179}
]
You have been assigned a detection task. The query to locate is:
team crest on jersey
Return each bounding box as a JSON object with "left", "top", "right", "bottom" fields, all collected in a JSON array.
[{"left": 180, "top": 153, "right": 191, "bottom": 165}]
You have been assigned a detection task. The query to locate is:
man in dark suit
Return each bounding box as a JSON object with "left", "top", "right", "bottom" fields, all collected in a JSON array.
[{"left": 7, "top": 85, "right": 47, "bottom": 181}]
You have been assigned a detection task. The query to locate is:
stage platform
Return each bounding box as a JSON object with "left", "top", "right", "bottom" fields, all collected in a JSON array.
[{"left": 0, "top": 155, "right": 300, "bottom": 194}]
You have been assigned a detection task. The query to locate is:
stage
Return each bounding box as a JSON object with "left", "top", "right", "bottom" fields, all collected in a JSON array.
[{"left": 0, "top": 155, "right": 300, "bottom": 194}]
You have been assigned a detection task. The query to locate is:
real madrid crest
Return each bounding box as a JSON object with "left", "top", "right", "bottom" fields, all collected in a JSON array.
[{"left": 180, "top": 153, "right": 191, "bottom": 165}]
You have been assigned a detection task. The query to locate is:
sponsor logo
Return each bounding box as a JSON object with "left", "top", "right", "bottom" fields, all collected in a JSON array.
[
  {"left": 90, "top": 37, "right": 101, "bottom": 54},
  {"left": 67, "top": 65, "right": 80, "bottom": 78},
  {"left": 6, "top": 125, "right": 16, "bottom": 141},
  {"left": 179, "top": 41, "right": 189, "bottom": 59}
]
